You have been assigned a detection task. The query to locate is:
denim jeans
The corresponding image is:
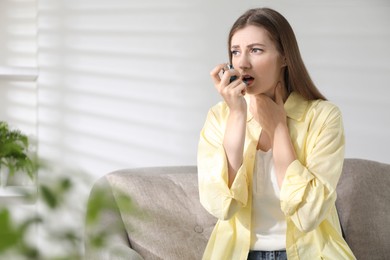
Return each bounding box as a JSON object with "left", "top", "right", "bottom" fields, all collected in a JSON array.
[{"left": 247, "top": 250, "right": 287, "bottom": 260}]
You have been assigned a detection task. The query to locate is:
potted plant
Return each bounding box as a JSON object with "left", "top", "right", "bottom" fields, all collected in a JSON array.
[{"left": 0, "top": 121, "right": 35, "bottom": 187}]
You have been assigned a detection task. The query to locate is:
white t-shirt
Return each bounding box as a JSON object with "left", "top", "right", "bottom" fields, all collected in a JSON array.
[{"left": 250, "top": 149, "right": 286, "bottom": 251}]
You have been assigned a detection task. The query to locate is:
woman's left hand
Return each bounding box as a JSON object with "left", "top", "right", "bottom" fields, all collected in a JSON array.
[
  {"left": 251, "top": 82, "right": 295, "bottom": 187},
  {"left": 250, "top": 82, "right": 287, "bottom": 139}
]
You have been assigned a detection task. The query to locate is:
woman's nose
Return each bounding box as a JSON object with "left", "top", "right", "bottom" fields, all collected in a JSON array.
[{"left": 237, "top": 54, "right": 251, "bottom": 70}]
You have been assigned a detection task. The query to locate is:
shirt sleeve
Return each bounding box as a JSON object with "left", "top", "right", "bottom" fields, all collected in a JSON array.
[
  {"left": 197, "top": 106, "right": 249, "bottom": 221},
  {"left": 280, "top": 104, "right": 345, "bottom": 232}
]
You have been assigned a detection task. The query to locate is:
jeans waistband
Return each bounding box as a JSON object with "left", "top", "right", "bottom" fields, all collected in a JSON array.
[{"left": 247, "top": 250, "right": 287, "bottom": 260}]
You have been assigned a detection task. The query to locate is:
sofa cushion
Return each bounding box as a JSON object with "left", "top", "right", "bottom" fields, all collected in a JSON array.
[
  {"left": 106, "top": 166, "right": 216, "bottom": 260},
  {"left": 336, "top": 158, "right": 390, "bottom": 260}
]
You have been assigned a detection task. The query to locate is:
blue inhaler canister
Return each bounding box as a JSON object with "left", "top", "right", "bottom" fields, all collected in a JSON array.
[{"left": 227, "top": 64, "right": 237, "bottom": 83}]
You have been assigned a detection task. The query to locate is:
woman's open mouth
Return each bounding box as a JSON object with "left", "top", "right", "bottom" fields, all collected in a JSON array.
[{"left": 242, "top": 75, "right": 254, "bottom": 86}]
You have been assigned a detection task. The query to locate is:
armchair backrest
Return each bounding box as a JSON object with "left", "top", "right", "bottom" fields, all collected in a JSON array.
[{"left": 336, "top": 158, "right": 390, "bottom": 260}]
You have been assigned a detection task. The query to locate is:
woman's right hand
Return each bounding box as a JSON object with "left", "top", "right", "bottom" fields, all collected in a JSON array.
[
  {"left": 210, "top": 64, "right": 247, "bottom": 113},
  {"left": 210, "top": 64, "right": 247, "bottom": 187}
]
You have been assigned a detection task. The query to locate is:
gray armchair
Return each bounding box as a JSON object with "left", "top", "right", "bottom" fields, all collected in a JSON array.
[{"left": 84, "top": 159, "right": 390, "bottom": 260}]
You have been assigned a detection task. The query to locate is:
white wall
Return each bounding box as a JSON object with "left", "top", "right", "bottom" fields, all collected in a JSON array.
[
  {"left": 36, "top": 0, "right": 390, "bottom": 181},
  {"left": 1, "top": 0, "right": 388, "bottom": 180},
  {"left": 37, "top": 0, "right": 212, "bottom": 178}
]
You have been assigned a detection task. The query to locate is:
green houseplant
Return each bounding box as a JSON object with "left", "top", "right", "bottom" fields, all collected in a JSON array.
[{"left": 0, "top": 121, "right": 35, "bottom": 186}]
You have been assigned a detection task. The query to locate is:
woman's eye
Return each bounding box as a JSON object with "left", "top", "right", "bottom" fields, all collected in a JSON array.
[
  {"left": 251, "top": 48, "right": 263, "bottom": 53},
  {"left": 231, "top": 50, "right": 240, "bottom": 56}
]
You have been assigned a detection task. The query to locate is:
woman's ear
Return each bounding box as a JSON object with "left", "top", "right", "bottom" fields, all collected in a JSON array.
[{"left": 281, "top": 56, "right": 287, "bottom": 67}]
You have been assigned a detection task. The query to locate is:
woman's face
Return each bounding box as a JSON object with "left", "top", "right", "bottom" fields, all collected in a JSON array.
[{"left": 231, "top": 25, "right": 285, "bottom": 98}]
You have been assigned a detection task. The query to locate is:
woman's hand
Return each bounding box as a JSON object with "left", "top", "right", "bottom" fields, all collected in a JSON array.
[
  {"left": 210, "top": 64, "right": 247, "bottom": 187},
  {"left": 251, "top": 82, "right": 296, "bottom": 187},
  {"left": 210, "top": 64, "right": 247, "bottom": 113},
  {"left": 250, "top": 82, "right": 287, "bottom": 140}
]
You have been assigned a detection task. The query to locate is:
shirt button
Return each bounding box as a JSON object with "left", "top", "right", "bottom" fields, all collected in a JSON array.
[{"left": 194, "top": 225, "right": 204, "bottom": 233}]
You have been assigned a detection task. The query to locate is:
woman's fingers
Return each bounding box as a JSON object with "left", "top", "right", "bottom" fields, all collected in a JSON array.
[
  {"left": 222, "top": 69, "right": 240, "bottom": 86},
  {"left": 210, "top": 63, "right": 227, "bottom": 86},
  {"left": 210, "top": 63, "right": 241, "bottom": 87},
  {"left": 210, "top": 63, "right": 246, "bottom": 111},
  {"left": 221, "top": 80, "right": 246, "bottom": 96}
]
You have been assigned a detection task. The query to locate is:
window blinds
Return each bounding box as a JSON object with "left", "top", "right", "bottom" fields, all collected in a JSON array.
[{"left": 0, "top": 0, "right": 38, "bottom": 135}]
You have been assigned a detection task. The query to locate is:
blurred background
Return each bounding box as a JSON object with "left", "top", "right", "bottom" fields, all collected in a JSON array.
[
  {"left": 1, "top": 0, "right": 389, "bottom": 256},
  {"left": 1, "top": 0, "right": 390, "bottom": 179}
]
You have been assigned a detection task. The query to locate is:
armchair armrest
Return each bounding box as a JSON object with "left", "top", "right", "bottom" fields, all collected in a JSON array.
[
  {"left": 84, "top": 177, "right": 142, "bottom": 259},
  {"left": 108, "top": 245, "right": 144, "bottom": 260}
]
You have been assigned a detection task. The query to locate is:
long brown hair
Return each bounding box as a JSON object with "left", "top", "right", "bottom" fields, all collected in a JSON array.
[{"left": 228, "top": 8, "right": 326, "bottom": 100}]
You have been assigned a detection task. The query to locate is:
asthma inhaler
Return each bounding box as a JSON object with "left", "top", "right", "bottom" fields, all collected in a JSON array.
[{"left": 227, "top": 64, "right": 237, "bottom": 83}]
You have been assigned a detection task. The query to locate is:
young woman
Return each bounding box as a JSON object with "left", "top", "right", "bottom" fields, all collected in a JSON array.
[{"left": 197, "top": 8, "right": 356, "bottom": 260}]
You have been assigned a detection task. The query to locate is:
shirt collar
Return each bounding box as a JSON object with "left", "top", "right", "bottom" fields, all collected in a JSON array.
[
  {"left": 245, "top": 91, "right": 308, "bottom": 122},
  {"left": 284, "top": 92, "right": 308, "bottom": 121}
]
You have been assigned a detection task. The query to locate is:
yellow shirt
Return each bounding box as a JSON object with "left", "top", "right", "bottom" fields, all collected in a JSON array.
[{"left": 197, "top": 92, "right": 356, "bottom": 260}]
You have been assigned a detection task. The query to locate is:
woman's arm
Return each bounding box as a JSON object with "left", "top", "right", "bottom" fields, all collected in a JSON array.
[
  {"left": 197, "top": 64, "right": 252, "bottom": 220},
  {"left": 272, "top": 123, "right": 297, "bottom": 187},
  {"left": 250, "top": 84, "right": 297, "bottom": 187},
  {"left": 280, "top": 105, "right": 345, "bottom": 232},
  {"left": 223, "top": 109, "right": 247, "bottom": 187},
  {"left": 198, "top": 107, "right": 249, "bottom": 220},
  {"left": 210, "top": 63, "right": 248, "bottom": 188}
]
